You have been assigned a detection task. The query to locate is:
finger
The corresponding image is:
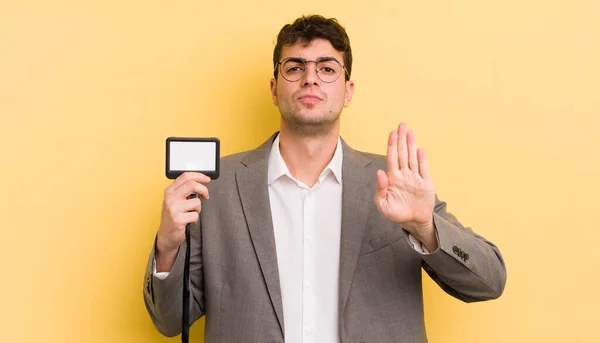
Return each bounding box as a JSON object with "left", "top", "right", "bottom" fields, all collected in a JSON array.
[
  {"left": 190, "top": 182, "right": 210, "bottom": 200},
  {"left": 176, "top": 211, "right": 200, "bottom": 227},
  {"left": 417, "top": 148, "right": 431, "bottom": 180},
  {"left": 167, "top": 197, "right": 201, "bottom": 219},
  {"left": 193, "top": 183, "right": 210, "bottom": 200},
  {"left": 397, "top": 123, "right": 409, "bottom": 170},
  {"left": 386, "top": 130, "right": 399, "bottom": 174},
  {"left": 175, "top": 180, "right": 210, "bottom": 200},
  {"left": 180, "top": 197, "right": 202, "bottom": 213},
  {"left": 407, "top": 130, "right": 418, "bottom": 172},
  {"left": 166, "top": 172, "right": 211, "bottom": 195},
  {"left": 375, "top": 170, "right": 388, "bottom": 200}
]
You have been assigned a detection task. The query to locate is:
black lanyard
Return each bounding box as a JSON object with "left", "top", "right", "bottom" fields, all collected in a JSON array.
[{"left": 181, "top": 194, "right": 197, "bottom": 343}]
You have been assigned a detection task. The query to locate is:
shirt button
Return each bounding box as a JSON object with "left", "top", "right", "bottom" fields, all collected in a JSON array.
[
  {"left": 304, "top": 281, "right": 311, "bottom": 287},
  {"left": 306, "top": 236, "right": 313, "bottom": 244},
  {"left": 304, "top": 329, "right": 312, "bottom": 336}
]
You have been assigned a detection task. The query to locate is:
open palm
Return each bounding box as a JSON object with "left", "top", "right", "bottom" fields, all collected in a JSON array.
[{"left": 374, "top": 123, "right": 436, "bottom": 234}]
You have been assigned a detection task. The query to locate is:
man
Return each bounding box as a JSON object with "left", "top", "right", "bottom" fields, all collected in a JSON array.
[{"left": 143, "top": 15, "right": 506, "bottom": 343}]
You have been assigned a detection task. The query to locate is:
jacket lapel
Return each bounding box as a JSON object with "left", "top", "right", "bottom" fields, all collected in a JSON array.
[
  {"left": 236, "top": 133, "right": 285, "bottom": 334},
  {"left": 338, "top": 140, "right": 373, "bottom": 322},
  {"left": 235, "top": 134, "right": 373, "bottom": 334}
]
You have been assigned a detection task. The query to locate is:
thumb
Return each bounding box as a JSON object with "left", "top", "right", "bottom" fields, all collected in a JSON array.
[{"left": 375, "top": 170, "right": 388, "bottom": 200}]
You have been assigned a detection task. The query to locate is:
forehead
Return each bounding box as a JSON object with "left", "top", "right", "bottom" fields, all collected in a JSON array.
[{"left": 280, "top": 38, "right": 344, "bottom": 61}]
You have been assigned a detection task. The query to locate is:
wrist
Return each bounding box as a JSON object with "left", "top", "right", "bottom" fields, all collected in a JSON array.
[
  {"left": 156, "top": 232, "right": 178, "bottom": 255},
  {"left": 155, "top": 242, "right": 179, "bottom": 273},
  {"left": 155, "top": 233, "right": 180, "bottom": 271},
  {"left": 402, "top": 220, "right": 433, "bottom": 237},
  {"left": 403, "top": 220, "right": 438, "bottom": 251}
]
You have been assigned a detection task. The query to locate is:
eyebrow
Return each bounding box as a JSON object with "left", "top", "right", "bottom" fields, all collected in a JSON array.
[
  {"left": 286, "top": 56, "right": 341, "bottom": 64},
  {"left": 316, "top": 56, "right": 339, "bottom": 63}
]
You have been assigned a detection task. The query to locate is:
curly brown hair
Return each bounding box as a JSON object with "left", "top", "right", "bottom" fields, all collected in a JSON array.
[{"left": 273, "top": 15, "right": 352, "bottom": 81}]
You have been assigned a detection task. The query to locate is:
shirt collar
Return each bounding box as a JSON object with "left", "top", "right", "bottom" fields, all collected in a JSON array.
[{"left": 268, "top": 133, "right": 343, "bottom": 185}]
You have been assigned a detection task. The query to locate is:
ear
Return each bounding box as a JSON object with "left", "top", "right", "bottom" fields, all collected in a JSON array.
[
  {"left": 344, "top": 80, "right": 355, "bottom": 107},
  {"left": 270, "top": 78, "right": 278, "bottom": 106}
]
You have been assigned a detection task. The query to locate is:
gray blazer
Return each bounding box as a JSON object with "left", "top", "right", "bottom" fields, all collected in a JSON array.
[{"left": 143, "top": 133, "right": 507, "bottom": 343}]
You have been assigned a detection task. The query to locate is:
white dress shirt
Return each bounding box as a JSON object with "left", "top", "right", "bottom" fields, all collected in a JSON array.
[
  {"left": 267, "top": 134, "right": 343, "bottom": 343},
  {"left": 153, "top": 134, "right": 431, "bottom": 342}
]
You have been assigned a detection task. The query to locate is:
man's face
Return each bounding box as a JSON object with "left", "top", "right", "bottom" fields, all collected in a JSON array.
[{"left": 270, "top": 38, "right": 354, "bottom": 132}]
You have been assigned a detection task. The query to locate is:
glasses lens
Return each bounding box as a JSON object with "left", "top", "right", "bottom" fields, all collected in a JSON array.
[
  {"left": 280, "top": 59, "right": 344, "bottom": 83},
  {"left": 316, "top": 60, "right": 342, "bottom": 83},
  {"left": 281, "top": 59, "right": 305, "bottom": 82}
]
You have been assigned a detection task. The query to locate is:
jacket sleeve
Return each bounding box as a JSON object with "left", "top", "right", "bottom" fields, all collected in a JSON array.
[
  {"left": 142, "top": 219, "right": 205, "bottom": 337},
  {"left": 405, "top": 195, "right": 507, "bottom": 302}
]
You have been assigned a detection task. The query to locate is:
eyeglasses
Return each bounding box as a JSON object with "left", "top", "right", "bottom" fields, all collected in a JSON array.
[{"left": 275, "top": 57, "right": 350, "bottom": 83}]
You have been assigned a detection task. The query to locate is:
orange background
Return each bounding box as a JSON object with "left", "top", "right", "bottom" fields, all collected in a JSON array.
[{"left": 1, "top": 1, "right": 599, "bottom": 342}]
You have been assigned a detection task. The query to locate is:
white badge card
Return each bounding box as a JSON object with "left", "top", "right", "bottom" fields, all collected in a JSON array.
[{"left": 166, "top": 137, "right": 220, "bottom": 179}]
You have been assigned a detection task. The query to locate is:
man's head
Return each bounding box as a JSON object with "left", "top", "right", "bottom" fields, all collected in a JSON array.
[
  {"left": 273, "top": 15, "right": 352, "bottom": 81},
  {"left": 270, "top": 15, "right": 355, "bottom": 136}
]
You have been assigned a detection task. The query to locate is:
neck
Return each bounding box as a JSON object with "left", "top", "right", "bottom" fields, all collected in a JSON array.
[{"left": 278, "top": 122, "right": 340, "bottom": 187}]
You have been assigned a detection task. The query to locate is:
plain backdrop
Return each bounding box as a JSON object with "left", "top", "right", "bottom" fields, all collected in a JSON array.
[{"left": 1, "top": 1, "right": 599, "bottom": 342}]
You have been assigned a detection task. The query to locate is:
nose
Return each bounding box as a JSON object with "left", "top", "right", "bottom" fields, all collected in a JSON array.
[{"left": 301, "top": 61, "right": 320, "bottom": 86}]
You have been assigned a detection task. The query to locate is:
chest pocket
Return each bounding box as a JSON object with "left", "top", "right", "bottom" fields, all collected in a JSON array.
[{"left": 360, "top": 215, "right": 405, "bottom": 256}]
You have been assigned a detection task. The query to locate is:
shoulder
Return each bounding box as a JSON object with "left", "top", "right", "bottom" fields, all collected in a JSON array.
[
  {"left": 344, "top": 145, "right": 388, "bottom": 173},
  {"left": 363, "top": 151, "right": 387, "bottom": 169},
  {"left": 212, "top": 150, "right": 252, "bottom": 181},
  {"left": 221, "top": 150, "right": 252, "bottom": 165}
]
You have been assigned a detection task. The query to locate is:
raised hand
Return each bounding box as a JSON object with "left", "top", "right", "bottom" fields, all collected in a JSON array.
[{"left": 374, "top": 123, "right": 437, "bottom": 249}]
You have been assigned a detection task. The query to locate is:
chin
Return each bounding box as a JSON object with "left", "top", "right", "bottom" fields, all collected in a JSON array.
[
  {"left": 280, "top": 104, "right": 342, "bottom": 126},
  {"left": 285, "top": 112, "right": 340, "bottom": 129}
]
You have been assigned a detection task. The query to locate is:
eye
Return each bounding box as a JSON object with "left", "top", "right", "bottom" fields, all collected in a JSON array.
[
  {"left": 320, "top": 67, "right": 337, "bottom": 74},
  {"left": 283, "top": 60, "right": 305, "bottom": 74},
  {"left": 287, "top": 66, "right": 304, "bottom": 73},
  {"left": 318, "top": 60, "right": 340, "bottom": 75}
]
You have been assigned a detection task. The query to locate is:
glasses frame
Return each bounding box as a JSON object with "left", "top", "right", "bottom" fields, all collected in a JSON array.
[{"left": 274, "top": 57, "right": 350, "bottom": 83}]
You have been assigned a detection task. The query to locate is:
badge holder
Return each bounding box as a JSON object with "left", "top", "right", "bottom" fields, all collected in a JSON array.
[{"left": 166, "top": 137, "right": 220, "bottom": 343}]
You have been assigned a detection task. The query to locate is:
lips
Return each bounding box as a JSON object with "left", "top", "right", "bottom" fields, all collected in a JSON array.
[{"left": 298, "top": 93, "right": 323, "bottom": 102}]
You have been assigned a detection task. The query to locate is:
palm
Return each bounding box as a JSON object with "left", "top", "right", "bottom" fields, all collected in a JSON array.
[{"left": 375, "top": 124, "right": 436, "bottom": 228}]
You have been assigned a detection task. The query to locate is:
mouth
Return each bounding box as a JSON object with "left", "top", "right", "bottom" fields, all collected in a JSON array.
[{"left": 298, "top": 94, "right": 323, "bottom": 104}]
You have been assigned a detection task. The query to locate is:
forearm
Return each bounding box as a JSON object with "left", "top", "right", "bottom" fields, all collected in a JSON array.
[
  {"left": 421, "top": 211, "right": 507, "bottom": 301},
  {"left": 143, "top": 223, "right": 206, "bottom": 336},
  {"left": 155, "top": 239, "right": 179, "bottom": 273},
  {"left": 145, "top": 245, "right": 186, "bottom": 336}
]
